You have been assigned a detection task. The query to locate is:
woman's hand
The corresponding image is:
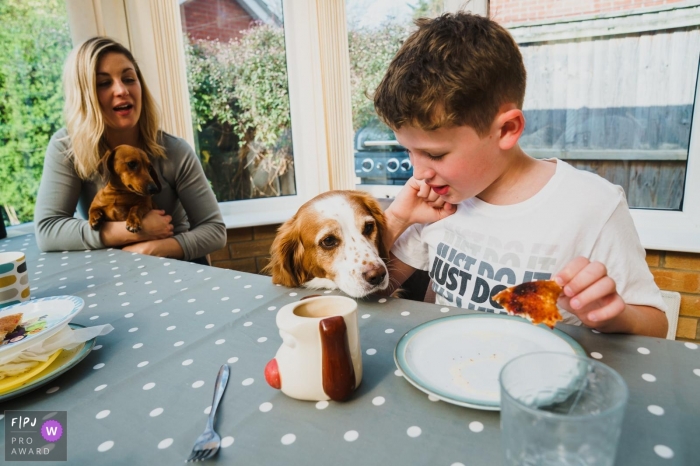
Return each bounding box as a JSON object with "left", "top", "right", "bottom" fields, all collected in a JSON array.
[
  {"left": 138, "top": 210, "right": 174, "bottom": 240},
  {"left": 99, "top": 209, "right": 173, "bottom": 247}
]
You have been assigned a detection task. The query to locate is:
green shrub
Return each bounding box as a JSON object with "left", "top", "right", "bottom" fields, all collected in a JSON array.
[{"left": 0, "top": 0, "right": 71, "bottom": 225}]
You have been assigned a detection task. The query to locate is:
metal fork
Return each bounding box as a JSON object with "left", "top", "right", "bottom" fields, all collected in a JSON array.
[{"left": 186, "top": 364, "right": 230, "bottom": 462}]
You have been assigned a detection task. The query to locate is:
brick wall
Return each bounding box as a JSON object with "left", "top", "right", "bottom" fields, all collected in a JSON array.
[
  {"left": 646, "top": 251, "right": 700, "bottom": 342},
  {"left": 211, "top": 227, "right": 700, "bottom": 342},
  {"left": 490, "top": 0, "right": 688, "bottom": 25},
  {"left": 181, "top": 0, "right": 254, "bottom": 42},
  {"left": 210, "top": 224, "right": 279, "bottom": 273}
]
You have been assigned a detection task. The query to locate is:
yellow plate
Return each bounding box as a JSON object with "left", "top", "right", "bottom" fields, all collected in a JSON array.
[{"left": 0, "top": 349, "right": 63, "bottom": 394}]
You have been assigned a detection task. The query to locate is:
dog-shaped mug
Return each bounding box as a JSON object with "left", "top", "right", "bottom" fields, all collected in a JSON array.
[
  {"left": 264, "top": 295, "right": 362, "bottom": 401},
  {"left": 88, "top": 145, "right": 162, "bottom": 233}
]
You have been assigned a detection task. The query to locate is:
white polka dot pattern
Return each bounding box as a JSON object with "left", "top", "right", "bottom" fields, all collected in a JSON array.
[
  {"left": 648, "top": 405, "right": 664, "bottom": 416},
  {"left": 221, "top": 437, "right": 234, "bottom": 448},
  {"left": 6, "top": 236, "right": 692, "bottom": 464},
  {"left": 97, "top": 441, "right": 114, "bottom": 452},
  {"left": 407, "top": 426, "right": 421, "bottom": 438},
  {"left": 654, "top": 445, "right": 674, "bottom": 459},
  {"left": 316, "top": 401, "right": 329, "bottom": 410},
  {"left": 469, "top": 422, "right": 484, "bottom": 433},
  {"left": 281, "top": 434, "right": 296, "bottom": 445}
]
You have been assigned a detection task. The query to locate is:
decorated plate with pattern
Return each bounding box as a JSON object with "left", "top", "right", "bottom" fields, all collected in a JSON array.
[
  {"left": 394, "top": 313, "right": 585, "bottom": 410},
  {"left": 0, "top": 296, "right": 84, "bottom": 358}
]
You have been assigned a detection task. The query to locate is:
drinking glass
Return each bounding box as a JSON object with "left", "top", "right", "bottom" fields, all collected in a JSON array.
[{"left": 499, "top": 351, "right": 628, "bottom": 466}]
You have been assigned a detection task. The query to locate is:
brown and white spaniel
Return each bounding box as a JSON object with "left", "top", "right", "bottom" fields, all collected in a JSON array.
[{"left": 265, "top": 190, "right": 389, "bottom": 298}]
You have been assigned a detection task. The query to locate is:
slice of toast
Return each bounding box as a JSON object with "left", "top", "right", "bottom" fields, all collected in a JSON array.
[
  {"left": 493, "top": 281, "right": 563, "bottom": 329},
  {"left": 0, "top": 313, "right": 23, "bottom": 341}
]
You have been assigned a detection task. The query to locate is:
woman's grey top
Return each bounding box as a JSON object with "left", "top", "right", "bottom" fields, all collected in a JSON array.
[{"left": 34, "top": 128, "right": 226, "bottom": 261}]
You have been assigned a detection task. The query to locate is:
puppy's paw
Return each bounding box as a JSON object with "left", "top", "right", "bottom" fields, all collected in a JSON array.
[
  {"left": 89, "top": 211, "right": 104, "bottom": 230},
  {"left": 126, "top": 217, "right": 142, "bottom": 233}
]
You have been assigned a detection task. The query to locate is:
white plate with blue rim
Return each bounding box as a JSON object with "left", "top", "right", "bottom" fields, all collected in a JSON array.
[
  {"left": 394, "top": 313, "right": 586, "bottom": 410},
  {"left": 0, "top": 296, "right": 85, "bottom": 358}
]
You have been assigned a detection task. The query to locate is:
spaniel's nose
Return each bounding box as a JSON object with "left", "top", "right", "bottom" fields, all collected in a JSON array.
[
  {"left": 147, "top": 183, "right": 160, "bottom": 195},
  {"left": 363, "top": 266, "right": 386, "bottom": 286}
]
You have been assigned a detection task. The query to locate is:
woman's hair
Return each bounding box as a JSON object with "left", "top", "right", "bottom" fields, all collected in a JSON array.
[
  {"left": 62, "top": 37, "right": 165, "bottom": 179},
  {"left": 374, "top": 12, "right": 526, "bottom": 135}
]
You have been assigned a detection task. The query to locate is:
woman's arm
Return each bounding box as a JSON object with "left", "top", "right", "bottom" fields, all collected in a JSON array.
[
  {"left": 166, "top": 137, "right": 226, "bottom": 261},
  {"left": 34, "top": 132, "right": 106, "bottom": 252},
  {"left": 99, "top": 210, "right": 174, "bottom": 247}
]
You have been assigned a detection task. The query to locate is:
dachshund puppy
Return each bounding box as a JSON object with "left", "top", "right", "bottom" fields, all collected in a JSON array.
[
  {"left": 264, "top": 190, "right": 389, "bottom": 298},
  {"left": 88, "top": 145, "right": 162, "bottom": 233}
]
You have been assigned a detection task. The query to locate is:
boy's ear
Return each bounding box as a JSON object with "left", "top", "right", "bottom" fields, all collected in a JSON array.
[{"left": 495, "top": 106, "right": 525, "bottom": 151}]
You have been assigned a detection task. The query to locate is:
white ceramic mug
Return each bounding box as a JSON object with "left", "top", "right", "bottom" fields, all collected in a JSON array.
[
  {"left": 265, "top": 295, "right": 362, "bottom": 401},
  {"left": 0, "top": 252, "right": 29, "bottom": 309}
]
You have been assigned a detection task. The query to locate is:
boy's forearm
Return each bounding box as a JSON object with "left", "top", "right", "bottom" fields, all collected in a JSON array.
[
  {"left": 594, "top": 304, "right": 668, "bottom": 338},
  {"left": 382, "top": 208, "right": 411, "bottom": 254}
]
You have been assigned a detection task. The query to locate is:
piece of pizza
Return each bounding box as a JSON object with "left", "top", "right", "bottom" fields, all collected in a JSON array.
[
  {"left": 493, "top": 280, "right": 563, "bottom": 328},
  {"left": 0, "top": 313, "right": 23, "bottom": 341}
]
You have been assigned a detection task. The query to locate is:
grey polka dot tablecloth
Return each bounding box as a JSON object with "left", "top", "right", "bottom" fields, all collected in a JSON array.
[{"left": 0, "top": 232, "right": 698, "bottom": 465}]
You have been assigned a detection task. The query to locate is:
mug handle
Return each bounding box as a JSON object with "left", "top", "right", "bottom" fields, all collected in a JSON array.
[{"left": 319, "top": 316, "right": 356, "bottom": 401}]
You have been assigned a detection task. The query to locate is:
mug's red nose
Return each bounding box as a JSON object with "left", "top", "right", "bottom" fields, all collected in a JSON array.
[{"left": 265, "top": 358, "right": 281, "bottom": 389}]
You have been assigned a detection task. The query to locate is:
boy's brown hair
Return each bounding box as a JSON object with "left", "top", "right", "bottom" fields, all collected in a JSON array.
[{"left": 374, "top": 12, "right": 526, "bottom": 136}]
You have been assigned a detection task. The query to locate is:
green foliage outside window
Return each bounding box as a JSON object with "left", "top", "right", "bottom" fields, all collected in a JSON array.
[
  {"left": 0, "top": 0, "right": 71, "bottom": 225},
  {"left": 0, "top": 5, "right": 411, "bottom": 223},
  {"left": 184, "top": 22, "right": 410, "bottom": 202}
]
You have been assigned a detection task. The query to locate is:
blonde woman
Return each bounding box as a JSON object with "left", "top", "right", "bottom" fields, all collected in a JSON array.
[{"left": 34, "top": 37, "right": 225, "bottom": 262}]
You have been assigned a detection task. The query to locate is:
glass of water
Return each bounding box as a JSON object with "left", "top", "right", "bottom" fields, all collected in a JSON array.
[{"left": 499, "top": 352, "right": 628, "bottom": 466}]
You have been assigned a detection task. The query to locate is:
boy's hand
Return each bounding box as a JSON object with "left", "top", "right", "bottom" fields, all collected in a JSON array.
[
  {"left": 386, "top": 177, "right": 457, "bottom": 227},
  {"left": 382, "top": 177, "right": 457, "bottom": 253},
  {"left": 554, "top": 256, "right": 625, "bottom": 327}
]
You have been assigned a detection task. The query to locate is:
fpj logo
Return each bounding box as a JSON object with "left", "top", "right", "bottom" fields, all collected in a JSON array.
[{"left": 4, "top": 411, "right": 67, "bottom": 462}]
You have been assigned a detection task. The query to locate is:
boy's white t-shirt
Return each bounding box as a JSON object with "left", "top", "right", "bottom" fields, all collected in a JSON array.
[{"left": 392, "top": 159, "right": 666, "bottom": 325}]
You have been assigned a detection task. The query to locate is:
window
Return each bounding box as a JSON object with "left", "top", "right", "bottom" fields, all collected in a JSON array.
[
  {"left": 494, "top": 0, "right": 700, "bottom": 251},
  {"left": 180, "top": 0, "right": 296, "bottom": 203},
  {"left": 0, "top": 0, "right": 72, "bottom": 227},
  {"left": 346, "top": 0, "right": 444, "bottom": 193},
  {"left": 500, "top": 2, "right": 698, "bottom": 211}
]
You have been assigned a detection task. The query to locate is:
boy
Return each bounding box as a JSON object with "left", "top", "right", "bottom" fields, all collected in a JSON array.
[{"left": 377, "top": 12, "right": 668, "bottom": 337}]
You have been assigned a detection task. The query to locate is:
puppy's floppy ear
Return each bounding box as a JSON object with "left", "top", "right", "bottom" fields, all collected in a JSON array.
[
  {"left": 263, "top": 217, "right": 307, "bottom": 287},
  {"left": 148, "top": 162, "right": 162, "bottom": 193},
  {"left": 357, "top": 191, "right": 389, "bottom": 261},
  {"left": 99, "top": 149, "right": 117, "bottom": 182}
]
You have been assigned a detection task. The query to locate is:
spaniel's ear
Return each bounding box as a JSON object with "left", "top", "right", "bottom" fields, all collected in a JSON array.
[
  {"left": 357, "top": 191, "right": 389, "bottom": 261},
  {"left": 264, "top": 217, "right": 307, "bottom": 287},
  {"left": 99, "top": 148, "right": 117, "bottom": 182}
]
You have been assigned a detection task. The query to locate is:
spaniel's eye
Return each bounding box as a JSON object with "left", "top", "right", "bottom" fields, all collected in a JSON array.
[
  {"left": 363, "top": 222, "right": 374, "bottom": 236},
  {"left": 320, "top": 236, "right": 339, "bottom": 249},
  {"left": 127, "top": 161, "right": 138, "bottom": 170}
]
